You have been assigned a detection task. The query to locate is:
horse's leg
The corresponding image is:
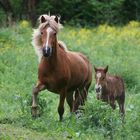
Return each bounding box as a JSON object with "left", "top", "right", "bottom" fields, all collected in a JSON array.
[
  {"left": 81, "top": 85, "right": 90, "bottom": 104},
  {"left": 58, "top": 92, "right": 66, "bottom": 121},
  {"left": 117, "top": 93, "right": 125, "bottom": 117},
  {"left": 73, "top": 89, "right": 83, "bottom": 112},
  {"left": 84, "top": 82, "right": 91, "bottom": 100},
  {"left": 81, "top": 82, "right": 91, "bottom": 104},
  {"left": 83, "top": 87, "right": 87, "bottom": 101},
  {"left": 66, "top": 92, "right": 74, "bottom": 112},
  {"left": 109, "top": 96, "right": 116, "bottom": 110},
  {"left": 80, "top": 88, "right": 86, "bottom": 105},
  {"left": 31, "top": 81, "right": 46, "bottom": 117}
]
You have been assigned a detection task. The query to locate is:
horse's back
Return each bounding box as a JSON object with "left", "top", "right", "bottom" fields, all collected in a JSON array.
[
  {"left": 66, "top": 51, "right": 92, "bottom": 89},
  {"left": 107, "top": 75, "right": 125, "bottom": 97},
  {"left": 78, "top": 52, "right": 92, "bottom": 87}
]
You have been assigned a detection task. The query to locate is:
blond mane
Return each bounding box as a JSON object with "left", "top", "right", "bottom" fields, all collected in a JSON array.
[{"left": 32, "top": 14, "right": 68, "bottom": 62}]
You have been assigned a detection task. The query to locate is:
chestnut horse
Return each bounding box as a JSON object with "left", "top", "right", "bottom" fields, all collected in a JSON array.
[
  {"left": 31, "top": 14, "right": 92, "bottom": 121},
  {"left": 94, "top": 66, "right": 125, "bottom": 117}
]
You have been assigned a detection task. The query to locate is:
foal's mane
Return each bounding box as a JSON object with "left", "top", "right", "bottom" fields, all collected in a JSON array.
[{"left": 32, "top": 14, "right": 68, "bottom": 62}]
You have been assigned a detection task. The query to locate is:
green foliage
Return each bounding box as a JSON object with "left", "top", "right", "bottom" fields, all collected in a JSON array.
[
  {"left": 122, "top": 0, "right": 140, "bottom": 23},
  {"left": 0, "top": 23, "right": 140, "bottom": 139},
  {"left": 1, "top": 0, "right": 140, "bottom": 26},
  {"left": 0, "top": 9, "right": 6, "bottom": 26},
  {"left": 37, "top": 0, "right": 124, "bottom": 26},
  {"left": 37, "top": 0, "right": 140, "bottom": 26}
]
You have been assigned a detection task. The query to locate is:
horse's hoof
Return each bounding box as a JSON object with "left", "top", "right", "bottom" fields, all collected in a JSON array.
[
  {"left": 32, "top": 115, "right": 37, "bottom": 119},
  {"left": 59, "top": 117, "right": 63, "bottom": 122},
  {"left": 32, "top": 113, "right": 41, "bottom": 119},
  {"left": 31, "top": 106, "right": 39, "bottom": 118}
]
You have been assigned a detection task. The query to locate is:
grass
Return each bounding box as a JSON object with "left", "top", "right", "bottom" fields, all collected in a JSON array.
[{"left": 0, "top": 20, "right": 140, "bottom": 139}]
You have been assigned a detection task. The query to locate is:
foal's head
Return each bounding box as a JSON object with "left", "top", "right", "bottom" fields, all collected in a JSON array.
[
  {"left": 94, "top": 66, "right": 108, "bottom": 94},
  {"left": 39, "top": 15, "right": 60, "bottom": 57}
]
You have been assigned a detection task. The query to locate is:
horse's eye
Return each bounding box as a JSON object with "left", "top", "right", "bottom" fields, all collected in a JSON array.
[{"left": 41, "top": 32, "right": 43, "bottom": 35}]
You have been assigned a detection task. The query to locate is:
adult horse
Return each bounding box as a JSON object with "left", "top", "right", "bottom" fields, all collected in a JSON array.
[{"left": 31, "top": 14, "right": 92, "bottom": 121}]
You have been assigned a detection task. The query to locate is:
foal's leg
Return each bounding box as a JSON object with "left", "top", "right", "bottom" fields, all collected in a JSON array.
[
  {"left": 58, "top": 92, "right": 66, "bottom": 121},
  {"left": 31, "top": 81, "right": 46, "bottom": 117},
  {"left": 117, "top": 94, "right": 125, "bottom": 117},
  {"left": 109, "top": 96, "right": 116, "bottom": 110}
]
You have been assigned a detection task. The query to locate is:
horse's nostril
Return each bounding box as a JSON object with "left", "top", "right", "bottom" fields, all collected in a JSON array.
[
  {"left": 95, "top": 87, "right": 100, "bottom": 93},
  {"left": 42, "top": 47, "right": 51, "bottom": 57},
  {"left": 42, "top": 47, "right": 46, "bottom": 53}
]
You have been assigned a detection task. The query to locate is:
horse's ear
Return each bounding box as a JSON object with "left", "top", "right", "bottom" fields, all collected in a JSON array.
[
  {"left": 94, "top": 65, "right": 97, "bottom": 72},
  {"left": 104, "top": 65, "right": 108, "bottom": 73},
  {"left": 54, "top": 15, "right": 59, "bottom": 23},
  {"left": 41, "top": 16, "right": 46, "bottom": 23}
]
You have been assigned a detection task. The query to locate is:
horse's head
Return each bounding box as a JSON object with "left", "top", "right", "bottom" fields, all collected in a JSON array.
[
  {"left": 94, "top": 65, "right": 108, "bottom": 96},
  {"left": 39, "top": 15, "right": 60, "bottom": 57}
]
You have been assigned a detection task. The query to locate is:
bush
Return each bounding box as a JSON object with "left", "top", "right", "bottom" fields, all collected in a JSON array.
[{"left": 79, "top": 98, "right": 122, "bottom": 139}]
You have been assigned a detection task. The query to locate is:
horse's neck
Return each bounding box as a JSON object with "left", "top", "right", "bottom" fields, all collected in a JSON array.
[
  {"left": 102, "top": 81, "right": 108, "bottom": 95},
  {"left": 50, "top": 41, "right": 58, "bottom": 63}
]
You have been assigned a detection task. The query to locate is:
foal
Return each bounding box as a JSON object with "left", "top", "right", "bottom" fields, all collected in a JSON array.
[{"left": 94, "top": 66, "right": 125, "bottom": 116}]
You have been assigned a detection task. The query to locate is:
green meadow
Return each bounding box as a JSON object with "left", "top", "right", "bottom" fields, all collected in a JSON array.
[{"left": 0, "top": 21, "right": 140, "bottom": 140}]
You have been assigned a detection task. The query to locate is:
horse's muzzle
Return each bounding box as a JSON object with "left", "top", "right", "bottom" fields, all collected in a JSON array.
[
  {"left": 95, "top": 87, "right": 101, "bottom": 93},
  {"left": 43, "top": 47, "right": 52, "bottom": 57}
]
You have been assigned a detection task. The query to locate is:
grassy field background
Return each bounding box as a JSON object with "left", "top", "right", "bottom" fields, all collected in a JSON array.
[{"left": 0, "top": 21, "right": 140, "bottom": 140}]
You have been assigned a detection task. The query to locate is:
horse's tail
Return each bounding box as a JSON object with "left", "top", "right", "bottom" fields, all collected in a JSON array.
[{"left": 58, "top": 41, "right": 68, "bottom": 52}]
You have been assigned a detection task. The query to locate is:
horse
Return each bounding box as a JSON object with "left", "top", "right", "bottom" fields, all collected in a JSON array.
[
  {"left": 94, "top": 65, "right": 125, "bottom": 117},
  {"left": 31, "top": 14, "right": 92, "bottom": 121}
]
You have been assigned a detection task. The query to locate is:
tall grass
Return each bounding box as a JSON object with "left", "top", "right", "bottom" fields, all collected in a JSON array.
[{"left": 0, "top": 21, "right": 140, "bottom": 139}]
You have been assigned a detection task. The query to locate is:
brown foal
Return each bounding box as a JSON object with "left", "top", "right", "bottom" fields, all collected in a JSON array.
[{"left": 94, "top": 66, "right": 125, "bottom": 117}]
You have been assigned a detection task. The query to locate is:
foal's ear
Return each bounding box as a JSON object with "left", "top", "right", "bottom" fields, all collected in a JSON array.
[
  {"left": 94, "top": 65, "right": 98, "bottom": 72},
  {"left": 54, "top": 15, "right": 59, "bottom": 23},
  {"left": 104, "top": 65, "right": 108, "bottom": 73},
  {"left": 41, "top": 16, "right": 46, "bottom": 23}
]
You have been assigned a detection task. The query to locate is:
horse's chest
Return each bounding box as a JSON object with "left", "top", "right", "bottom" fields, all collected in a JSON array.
[{"left": 40, "top": 73, "right": 68, "bottom": 92}]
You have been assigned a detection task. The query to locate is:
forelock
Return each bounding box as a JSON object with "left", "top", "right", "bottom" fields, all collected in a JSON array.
[{"left": 38, "top": 14, "right": 63, "bottom": 32}]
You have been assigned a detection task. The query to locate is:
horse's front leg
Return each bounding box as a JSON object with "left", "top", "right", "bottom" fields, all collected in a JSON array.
[
  {"left": 109, "top": 96, "right": 116, "bottom": 110},
  {"left": 31, "top": 81, "right": 46, "bottom": 118},
  {"left": 58, "top": 92, "right": 66, "bottom": 121}
]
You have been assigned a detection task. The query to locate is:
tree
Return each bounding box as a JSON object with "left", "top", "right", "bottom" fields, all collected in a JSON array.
[
  {"left": 27, "top": 0, "right": 36, "bottom": 26},
  {"left": 0, "top": 0, "right": 15, "bottom": 26}
]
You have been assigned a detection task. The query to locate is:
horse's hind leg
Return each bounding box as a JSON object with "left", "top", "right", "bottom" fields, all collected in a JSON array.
[
  {"left": 66, "top": 91, "right": 74, "bottom": 112},
  {"left": 31, "top": 81, "right": 46, "bottom": 118},
  {"left": 80, "top": 88, "right": 87, "bottom": 105},
  {"left": 73, "top": 89, "right": 83, "bottom": 112},
  {"left": 117, "top": 93, "right": 125, "bottom": 117},
  {"left": 84, "top": 80, "right": 92, "bottom": 101}
]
